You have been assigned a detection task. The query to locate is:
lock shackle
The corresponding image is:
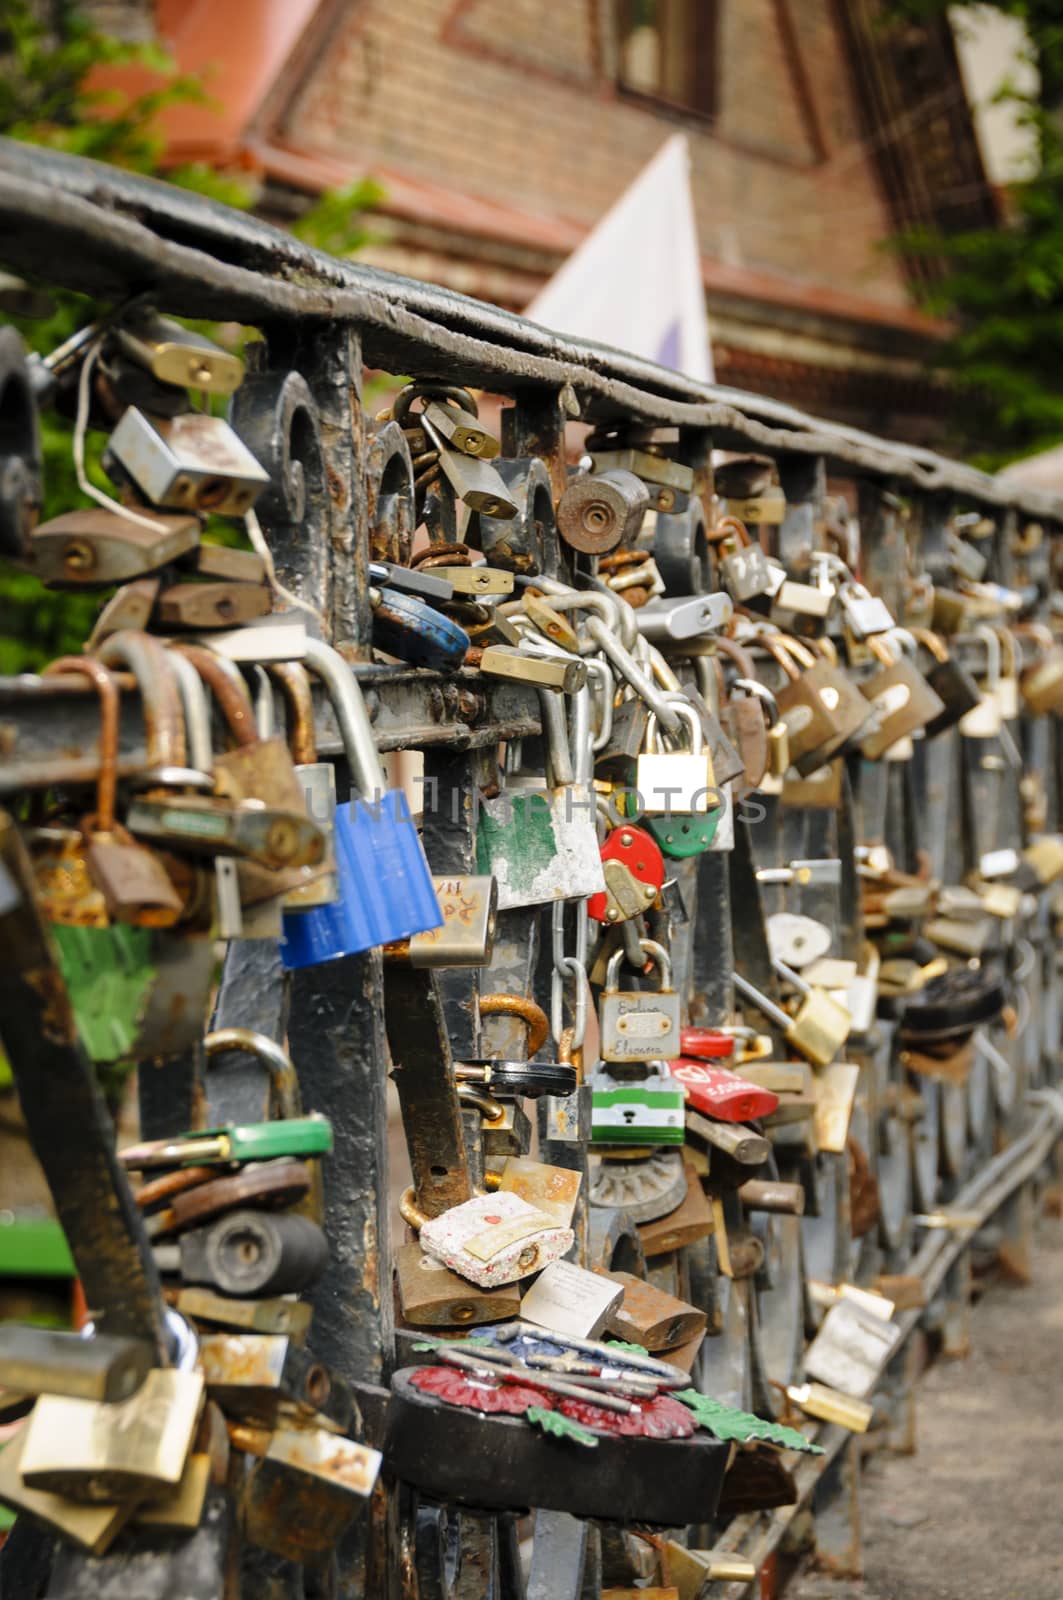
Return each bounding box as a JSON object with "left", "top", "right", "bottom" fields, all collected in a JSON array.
[
  {"left": 644, "top": 699, "right": 702, "bottom": 755},
  {"left": 95, "top": 629, "right": 187, "bottom": 768},
  {"left": 399, "top": 1186, "right": 430, "bottom": 1232},
  {"left": 165, "top": 648, "right": 213, "bottom": 775},
  {"left": 868, "top": 632, "right": 901, "bottom": 668},
  {"left": 770, "top": 954, "right": 811, "bottom": 996},
  {"left": 455, "top": 1083, "right": 506, "bottom": 1123},
  {"left": 478, "top": 993, "right": 549, "bottom": 1058},
  {"left": 518, "top": 574, "right": 638, "bottom": 651},
  {"left": 758, "top": 633, "right": 816, "bottom": 680},
  {"left": 42, "top": 656, "right": 120, "bottom": 833},
  {"left": 1016, "top": 620, "right": 1054, "bottom": 652},
  {"left": 204, "top": 1027, "right": 300, "bottom": 1120},
  {"left": 732, "top": 970, "right": 791, "bottom": 1032},
  {"left": 910, "top": 626, "right": 949, "bottom": 665},
  {"left": 176, "top": 645, "right": 259, "bottom": 749},
  {"left": 391, "top": 382, "right": 479, "bottom": 428},
  {"left": 716, "top": 635, "right": 756, "bottom": 679},
  {"left": 604, "top": 937, "right": 672, "bottom": 994},
  {"left": 811, "top": 635, "right": 839, "bottom": 667},
  {"left": 267, "top": 661, "right": 317, "bottom": 766},
  {"left": 990, "top": 623, "right": 1018, "bottom": 678},
  {"left": 715, "top": 514, "right": 753, "bottom": 549},
  {"left": 969, "top": 623, "right": 1001, "bottom": 686},
  {"left": 585, "top": 658, "right": 615, "bottom": 754},
  {"left": 732, "top": 676, "right": 780, "bottom": 726},
  {"left": 301, "top": 637, "right": 387, "bottom": 802}
]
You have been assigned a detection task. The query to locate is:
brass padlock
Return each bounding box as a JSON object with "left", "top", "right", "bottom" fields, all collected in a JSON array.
[
  {"left": 762, "top": 634, "right": 870, "bottom": 775},
  {"left": 1019, "top": 622, "right": 1063, "bottom": 715},
  {"left": 31, "top": 506, "right": 200, "bottom": 588},
  {"left": 20, "top": 1368, "right": 205, "bottom": 1502},
  {"left": 859, "top": 632, "right": 946, "bottom": 758},
  {"left": 113, "top": 308, "right": 245, "bottom": 394},
  {"left": 395, "top": 1240, "right": 521, "bottom": 1328}
]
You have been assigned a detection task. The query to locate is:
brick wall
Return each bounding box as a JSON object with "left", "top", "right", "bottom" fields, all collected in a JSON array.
[{"left": 279, "top": 0, "right": 911, "bottom": 309}]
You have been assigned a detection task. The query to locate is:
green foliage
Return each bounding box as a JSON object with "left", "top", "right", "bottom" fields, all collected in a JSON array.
[
  {"left": 674, "top": 1388, "right": 824, "bottom": 1454},
  {"left": 524, "top": 1405, "right": 599, "bottom": 1448},
  {"left": 885, "top": 2, "right": 1063, "bottom": 467},
  {"left": 0, "top": 0, "right": 382, "bottom": 670}
]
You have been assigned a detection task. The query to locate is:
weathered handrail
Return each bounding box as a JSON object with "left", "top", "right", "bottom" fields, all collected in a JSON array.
[{"left": 1, "top": 137, "right": 1060, "bottom": 520}]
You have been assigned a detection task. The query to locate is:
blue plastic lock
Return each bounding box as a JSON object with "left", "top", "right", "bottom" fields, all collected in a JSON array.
[{"left": 281, "top": 640, "right": 441, "bottom": 968}]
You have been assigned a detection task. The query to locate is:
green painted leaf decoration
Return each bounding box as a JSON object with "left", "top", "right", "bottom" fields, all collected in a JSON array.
[
  {"left": 411, "top": 1342, "right": 438, "bottom": 1353},
  {"left": 675, "top": 1389, "right": 824, "bottom": 1455},
  {"left": 604, "top": 1339, "right": 650, "bottom": 1357},
  {"left": 525, "top": 1405, "right": 599, "bottom": 1449}
]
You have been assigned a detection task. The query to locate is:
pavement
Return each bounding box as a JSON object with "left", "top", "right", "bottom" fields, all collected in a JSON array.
[{"left": 792, "top": 1218, "right": 1063, "bottom": 1600}]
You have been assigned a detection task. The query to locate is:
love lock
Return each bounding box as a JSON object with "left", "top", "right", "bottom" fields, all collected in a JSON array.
[
  {"left": 587, "top": 823, "right": 664, "bottom": 924},
  {"left": 588, "top": 1148, "right": 688, "bottom": 1222}
]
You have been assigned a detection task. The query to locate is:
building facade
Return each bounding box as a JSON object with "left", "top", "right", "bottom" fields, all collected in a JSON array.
[{"left": 87, "top": 0, "right": 999, "bottom": 441}]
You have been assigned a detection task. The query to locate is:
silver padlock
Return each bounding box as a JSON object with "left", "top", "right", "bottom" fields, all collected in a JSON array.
[
  {"left": 599, "top": 939, "right": 681, "bottom": 1063},
  {"left": 636, "top": 702, "right": 715, "bottom": 816}
]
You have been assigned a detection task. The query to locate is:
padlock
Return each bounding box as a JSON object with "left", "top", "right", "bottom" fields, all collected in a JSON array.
[
  {"left": 958, "top": 624, "right": 1003, "bottom": 737},
  {"left": 599, "top": 1271, "right": 707, "bottom": 1352},
  {"left": 637, "top": 700, "right": 716, "bottom": 817},
  {"left": 716, "top": 636, "right": 770, "bottom": 791},
  {"left": 587, "top": 442, "right": 694, "bottom": 512},
  {"left": 761, "top": 633, "right": 871, "bottom": 775},
  {"left": 20, "top": 1367, "right": 204, "bottom": 1502},
  {"left": 476, "top": 643, "right": 587, "bottom": 693},
  {"left": 41, "top": 655, "right": 185, "bottom": 926},
  {"left": 669, "top": 1058, "right": 780, "bottom": 1122},
  {"left": 733, "top": 965, "right": 850, "bottom": 1068},
  {"left": 0, "top": 1326, "right": 153, "bottom": 1404},
  {"left": 716, "top": 515, "right": 774, "bottom": 601},
  {"left": 836, "top": 575, "right": 895, "bottom": 639},
  {"left": 992, "top": 625, "right": 1021, "bottom": 720},
  {"left": 812, "top": 1061, "right": 860, "bottom": 1153},
  {"left": 599, "top": 939, "right": 681, "bottom": 1062},
  {"left": 240, "top": 1425, "right": 382, "bottom": 1561},
  {"left": 370, "top": 584, "right": 471, "bottom": 669},
  {"left": 197, "top": 1332, "right": 353, "bottom": 1430},
  {"left": 420, "top": 399, "right": 499, "bottom": 460},
  {"left": 266, "top": 661, "right": 341, "bottom": 912},
  {"left": 476, "top": 685, "right": 604, "bottom": 910},
  {"left": 772, "top": 575, "right": 834, "bottom": 625},
  {"left": 175, "top": 1285, "right": 313, "bottom": 1337},
  {"left": 1018, "top": 622, "right": 1063, "bottom": 715},
  {"left": 780, "top": 757, "right": 843, "bottom": 809},
  {"left": 420, "top": 412, "right": 519, "bottom": 517},
  {"left": 591, "top": 1061, "right": 687, "bottom": 1141},
  {"left": 280, "top": 637, "right": 441, "bottom": 965},
  {"left": 556, "top": 467, "right": 650, "bottom": 554},
  {"left": 31, "top": 505, "right": 200, "bottom": 587},
  {"left": 395, "top": 1241, "right": 522, "bottom": 1328},
  {"left": 0, "top": 1423, "right": 134, "bottom": 1554},
  {"left": 910, "top": 627, "right": 983, "bottom": 735},
  {"left": 634, "top": 592, "right": 733, "bottom": 653},
  {"left": 859, "top": 631, "right": 946, "bottom": 758},
  {"left": 112, "top": 308, "right": 245, "bottom": 395},
  {"left": 158, "top": 1209, "right": 330, "bottom": 1298},
  {"left": 106, "top": 407, "right": 270, "bottom": 516},
  {"left": 587, "top": 823, "right": 664, "bottom": 923},
  {"left": 384, "top": 874, "right": 498, "bottom": 964},
  {"left": 417, "top": 1191, "right": 574, "bottom": 1288}
]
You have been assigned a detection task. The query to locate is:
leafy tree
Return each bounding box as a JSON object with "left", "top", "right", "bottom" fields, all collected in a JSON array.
[
  {"left": 887, "top": 2, "right": 1063, "bottom": 467},
  {"left": 0, "top": 0, "right": 380, "bottom": 670}
]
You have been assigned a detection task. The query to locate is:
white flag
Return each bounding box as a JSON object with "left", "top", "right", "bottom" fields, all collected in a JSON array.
[{"left": 525, "top": 134, "right": 712, "bottom": 382}]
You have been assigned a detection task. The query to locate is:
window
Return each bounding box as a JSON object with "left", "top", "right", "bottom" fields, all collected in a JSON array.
[{"left": 615, "top": 0, "right": 717, "bottom": 119}]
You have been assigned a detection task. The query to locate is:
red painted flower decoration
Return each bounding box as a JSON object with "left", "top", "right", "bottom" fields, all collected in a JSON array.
[
  {"left": 558, "top": 1392, "right": 696, "bottom": 1438},
  {"left": 410, "top": 1365, "right": 553, "bottom": 1414}
]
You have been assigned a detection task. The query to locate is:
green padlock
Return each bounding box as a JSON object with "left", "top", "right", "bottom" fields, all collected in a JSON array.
[
  {"left": 630, "top": 703, "right": 722, "bottom": 859},
  {"left": 119, "top": 1114, "right": 333, "bottom": 1170}
]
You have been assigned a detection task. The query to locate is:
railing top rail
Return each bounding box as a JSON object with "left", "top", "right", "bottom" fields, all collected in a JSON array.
[{"left": 1, "top": 138, "right": 1059, "bottom": 522}]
